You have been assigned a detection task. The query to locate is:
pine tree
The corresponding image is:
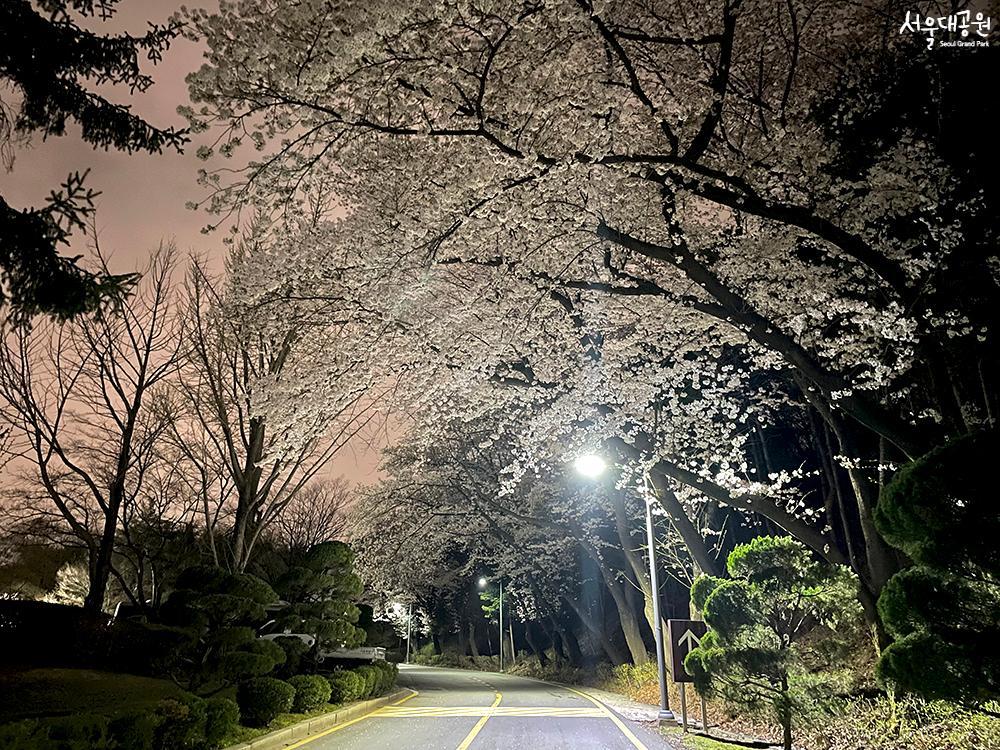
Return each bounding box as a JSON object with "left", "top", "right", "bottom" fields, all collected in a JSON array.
[{"left": 0, "top": 0, "right": 187, "bottom": 322}]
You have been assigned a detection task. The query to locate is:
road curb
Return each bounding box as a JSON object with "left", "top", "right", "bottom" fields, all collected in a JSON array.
[{"left": 223, "top": 687, "right": 410, "bottom": 750}]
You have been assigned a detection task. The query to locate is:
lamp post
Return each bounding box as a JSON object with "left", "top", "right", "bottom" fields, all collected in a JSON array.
[
  {"left": 405, "top": 601, "right": 413, "bottom": 664},
  {"left": 478, "top": 576, "right": 510, "bottom": 672},
  {"left": 574, "top": 453, "right": 674, "bottom": 723}
]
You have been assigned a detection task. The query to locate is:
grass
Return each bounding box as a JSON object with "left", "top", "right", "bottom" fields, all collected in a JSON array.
[
  {"left": 0, "top": 667, "right": 187, "bottom": 722},
  {"left": 218, "top": 702, "right": 345, "bottom": 746},
  {"left": 661, "top": 726, "right": 763, "bottom": 750}
]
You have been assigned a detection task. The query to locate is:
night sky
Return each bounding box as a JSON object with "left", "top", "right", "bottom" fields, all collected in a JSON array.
[{"left": 0, "top": 0, "right": 387, "bottom": 485}]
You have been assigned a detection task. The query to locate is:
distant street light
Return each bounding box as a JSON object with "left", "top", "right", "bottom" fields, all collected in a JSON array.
[
  {"left": 574, "top": 453, "right": 675, "bottom": 723},
  {"left": 477, "top": 575, "right": 513, "bottom": 672}
]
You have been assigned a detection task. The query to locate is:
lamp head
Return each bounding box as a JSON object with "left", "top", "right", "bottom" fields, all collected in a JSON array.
[
  {"left": 574, "top": 454, "right": 607, "bottom": 479},
  {"left": 478, "top": 577, "right": 488, "bottom": 588}
]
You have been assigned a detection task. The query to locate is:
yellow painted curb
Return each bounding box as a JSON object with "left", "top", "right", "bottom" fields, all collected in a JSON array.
[{"left": 223, "top": 687, "right": 416, "bottom": 750}]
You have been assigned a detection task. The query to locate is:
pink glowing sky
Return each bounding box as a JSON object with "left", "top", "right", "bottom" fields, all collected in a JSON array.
[{"left": 0, "top": 0, "right": 388, "bottom": 485}]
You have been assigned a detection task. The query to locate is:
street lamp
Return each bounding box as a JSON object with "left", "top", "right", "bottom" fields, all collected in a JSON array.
[
  {"left": 573, "top": 453, "right": 607, "bottom": 479},
  {"left": 478, "top": 575, "right": 513, "bottom": 672},
  {"left": 574, "top": 453, "right": 674, "bottom": 723}
]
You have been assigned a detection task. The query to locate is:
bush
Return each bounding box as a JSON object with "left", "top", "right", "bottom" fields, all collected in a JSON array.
[
  {"left": 47, "top": 714, "right": 110, "bottom": 749},
  {"left": 874, "top": 430, "right": 1000, "bottom": 706},
  {"left": 288, "top": 674, "right": 332, "bottom": 713},
  {"left": 687, "top": 536, "right": 860, "bottom": 750},
  {"left": 0, "top": 696, "right": 234, "bottom": 750},
  {"left": 237, "top": 677, "right": 295, "bottom": 727},
  {"left": 0, "top": 719, "right": 47, "bottom": 749},
  {"left": 107, "top": 711, "right": 162, "bottom": 750},
  {"left": 372, "top": 660, "right": 398, "bottom": 695},
  {"left": 204, "top": 697, "right": 240, "bottom": 748},
  {"left": 354, "top": 665, "right": 378, "bottom": 698},
  {"left": 153, "top": 695, "right": 208, "bottom": 749},
  {"left": 327, "top": 670, "right": 363, "bottom": 704}
]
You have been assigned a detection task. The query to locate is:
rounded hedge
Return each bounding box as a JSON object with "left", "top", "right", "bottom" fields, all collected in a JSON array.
[
  {"left": 204, "top": 697, "right": 240, "bottom": 747},
  {"left": 108, "top": 711, "right": 162, "bottom": 750},
  {"left": 154, "top": 695, "right": 208, "bottom": 749},
  {"left": 327, "top": 670, "right": 363, "bottom": 704},
  {"left": 374, "top": 660, "right": 398, "bottom": 693},
  {"left": 288, "top": 674, "right": 332, "bottom": 713},
  {"left": 355, "top": 665, "right": 378, "bottom": 698},
  {"left": 237, "top": 677, "right": 295, "bottom": 727}
]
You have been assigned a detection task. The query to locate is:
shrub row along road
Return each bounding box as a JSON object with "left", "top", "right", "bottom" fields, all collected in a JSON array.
[{"left": 293, "top": 665, "right": 677, "bottom": 749}]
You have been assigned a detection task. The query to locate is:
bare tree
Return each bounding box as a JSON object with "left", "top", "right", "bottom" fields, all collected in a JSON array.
[
  {"left": 0, "top": 244, "right": 182, "bottom": 611},
  {"left": 271, "top": 478, "right": 352, "bottom": 553}
]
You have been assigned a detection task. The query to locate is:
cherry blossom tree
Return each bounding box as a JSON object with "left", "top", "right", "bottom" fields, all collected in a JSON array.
[
  {"left": 171, "top": 223, "right": 398, "bottom": 571},
  {"left": 180, "top": 0, "right": 997, "bottom": 633}
]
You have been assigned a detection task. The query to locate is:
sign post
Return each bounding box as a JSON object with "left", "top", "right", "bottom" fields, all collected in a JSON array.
[{"left": 668, "top": 619, "right": 708, "bottom": 731}]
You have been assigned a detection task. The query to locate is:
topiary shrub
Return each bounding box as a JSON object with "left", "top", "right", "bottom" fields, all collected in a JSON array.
[
  {"left": 237, "top": 677, "right": 295, "bottom": 727},
  {"left": 874, "top": 430, "right": 1000, "bottom": 707},
  {"left": 159, "top": 566, "right": 283, "bottom": 690},
  {"left": 686, "top": 536, "right": 860, "bottom": 750},
  {"left": 288, "top": 674, "right": 332, "bottom": 712},
  {"left": 204, "top": 697, "right": 240, "bottom": 748},
  {"left": 273, "top": 636, "right": 311, "bottom": 678},
  {"left": 327, "top": 670, "right": 362, "bottom": 704}
]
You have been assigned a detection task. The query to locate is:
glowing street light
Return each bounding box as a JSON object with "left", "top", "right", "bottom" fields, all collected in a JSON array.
[
  {"left": 477, "top": 576, "right": 513, "bottom": 672},
  {"left": 573, "top": 453, "right": 674, "bottom": 723},
  {"left": 573, "top": 453, "right": 607, "bottom": 479}
]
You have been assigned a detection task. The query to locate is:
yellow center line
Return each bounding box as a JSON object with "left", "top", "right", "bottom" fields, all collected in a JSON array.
[
  {"left": 455, "top": 691, "right": 501, "bottom": 750},
  {"left": 561, "top": 686, "right": 649, "bottom": 750},
  {"left": 284, "top": 689, "right": 419, "bottom": 750},
  {"left": 376, "top": 706, "right": 604, "bottom": 717}
]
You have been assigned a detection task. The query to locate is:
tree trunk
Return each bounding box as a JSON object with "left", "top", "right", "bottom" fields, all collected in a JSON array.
[
  {"left": 597, "top": 565, "right": 648, "bottom": 662},
  {"left": 563, "top": 595, "right": 627, "bottom": 664},
  {"left": 468, "top": 621, "right": 480, "bottom": 658},
  {"left": 779, "top": 675, "right": 793, "bottom": 750},
  {"left": 84, "top": 476, "right": 127, "bottom": 612},
  {"left": 524, "top": 622, "right": 549, "bottom": 667}
]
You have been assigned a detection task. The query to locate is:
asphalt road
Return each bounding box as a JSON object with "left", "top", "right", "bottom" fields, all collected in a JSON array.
[{"left": 291, "top": 664, "right": 678, "bottom": 750}]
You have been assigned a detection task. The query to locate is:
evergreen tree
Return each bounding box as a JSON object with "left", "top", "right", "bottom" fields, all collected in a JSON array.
[
  {"left": 875, "top": 430, "right": 1000, "bottom": 707},
  {"left": 270, "top": 541, "right": 366, "bottom": 668},
  {"left": 160, "top": 565, "right": 285, "bottom": 690},
  {"left": 686, "top": 536, "right": 860, "bottom": 750},
  {"left": 0, "top": 0, "right": 187, "bottom": 322}
]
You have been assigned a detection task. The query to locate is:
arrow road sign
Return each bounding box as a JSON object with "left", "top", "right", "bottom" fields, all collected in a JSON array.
[{"left": 667, "top": 619, "right": 708, "bottom": 683}]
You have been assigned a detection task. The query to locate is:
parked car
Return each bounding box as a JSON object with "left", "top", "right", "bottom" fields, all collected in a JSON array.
[{"left": 255, "top": 619, "right": 384, "bottom": 663}]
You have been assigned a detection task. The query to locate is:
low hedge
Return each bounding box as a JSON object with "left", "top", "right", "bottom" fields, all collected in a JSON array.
[
  {"left": 354, "top": 665, "right": 378, "bottom": 699},
  {"left": 288, "top": 674, "right": 331, "bottom": 713},
  {"left": 327, "top": 669, "right": 364, "bottom": 703},
  {"left": 326, "top": 661, "right": 398, "bottom": 704},
  {"left": 204, "top": 697, "right": 240, "bottom": 747},
  {"left": 0, "top": 695, "right": 238, "bottom": 750},
  {"left": 237, "top": 677, "right": 295, "bottom": 728}
]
